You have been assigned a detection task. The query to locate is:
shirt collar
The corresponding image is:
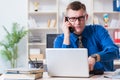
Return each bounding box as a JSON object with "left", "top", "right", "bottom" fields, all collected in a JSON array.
[
  {"left": 71, "top": 26, "right": 88, "bottom": 40},
  {"left": 81, "top": 26, "right": 88, "bottom": 39}
]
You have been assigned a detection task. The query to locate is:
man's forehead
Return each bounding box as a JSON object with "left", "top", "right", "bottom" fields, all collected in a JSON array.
[{"left": 66, "top": 9, "right": 86, "bottom": 17}]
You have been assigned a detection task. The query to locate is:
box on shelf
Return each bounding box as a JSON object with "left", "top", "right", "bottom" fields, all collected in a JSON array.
[
  {"left": 29, "top": 36, "right": 41, "bottom": 43},
  {"left": 30, "top": 48, "right": 41, "bottom": 54},
  {"left": 30, "top": 54, "right": 44, "bottom": 60}
]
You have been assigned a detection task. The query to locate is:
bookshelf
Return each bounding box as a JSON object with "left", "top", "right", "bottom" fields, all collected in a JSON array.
[
  {"left": 27, "top": 0, "right": 58, "bottom": 63},
  {"left": 92, "top": 0, "right": 120, "bottom": 67},
  {"left": 92, "top": 0, "right": 120, "bottom": 46},
  {"left": 27, "top": 0, "right": 120, "bottom": 66}
]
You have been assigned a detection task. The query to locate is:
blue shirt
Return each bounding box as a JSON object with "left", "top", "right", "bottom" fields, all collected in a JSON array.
[{"left": 54, "top": 24, "right": 119, "bottom": 71}]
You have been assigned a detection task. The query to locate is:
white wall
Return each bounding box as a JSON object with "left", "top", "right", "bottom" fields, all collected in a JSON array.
[{"left": 0, "top": 0, "right": 28, "bottom": 73}]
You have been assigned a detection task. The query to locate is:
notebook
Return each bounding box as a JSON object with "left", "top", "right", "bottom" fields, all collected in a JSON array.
[{"left": 45, "top": 48, "right": 91, "bottom": 78}]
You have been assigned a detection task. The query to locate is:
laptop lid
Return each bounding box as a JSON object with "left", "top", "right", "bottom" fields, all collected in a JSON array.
[{"left": 45, "top": 48, "right": 90, "bottom": 77}]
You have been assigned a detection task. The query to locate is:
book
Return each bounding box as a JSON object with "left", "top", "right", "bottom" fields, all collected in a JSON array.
[
  {"left": 93, "top": 16, "right": 99, "bottom": 24},
  {"left": 114, "top": 30, "right": 120, "bottom": 43},
  {"left": 50, "top": 19, "right": 56, "bottom": 28},
  {"left": 2, "top": 68, "right": 44, "bottom": 79},
  {"left": 104, "top": 69, "right": 120, "bottom": 79},
  {"left": 2, "top": 72, "right": 43, "bottom": 80},
  {"left": 47, "top": 19, "right": 51, "bottom": 28},
  {"left": 6, "top": 68, "right": 44, "bottom": 74}
]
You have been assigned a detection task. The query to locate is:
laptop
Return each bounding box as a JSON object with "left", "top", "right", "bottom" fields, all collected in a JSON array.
[{"left": 45, "top": 48, "right": 91, "bottom": 78}]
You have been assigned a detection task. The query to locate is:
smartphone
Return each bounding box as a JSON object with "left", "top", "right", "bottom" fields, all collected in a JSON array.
[{"left": 65, "top": 17, "right": 74, "bottom": 33}]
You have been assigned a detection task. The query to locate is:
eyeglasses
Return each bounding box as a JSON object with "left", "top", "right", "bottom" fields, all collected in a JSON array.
[{"left": 67, "top": 15, "right": 86, "bottom": 22}]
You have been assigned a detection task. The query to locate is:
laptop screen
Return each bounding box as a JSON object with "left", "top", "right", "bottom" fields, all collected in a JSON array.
[{"left": 45, "top": 48, "right": 90, "bottom": 77}]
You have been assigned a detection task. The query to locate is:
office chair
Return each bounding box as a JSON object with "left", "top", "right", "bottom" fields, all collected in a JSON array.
[{"left": 46, "top": 34, "right": 60, "bottom": 48}]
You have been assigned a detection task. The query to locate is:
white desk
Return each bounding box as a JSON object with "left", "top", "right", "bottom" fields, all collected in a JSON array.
[
  {"left": 38, "top": 72, "right": 120, "bottom": 80},
  {"left": 0, "top": 72, "right": 119, "bottom": 80}
]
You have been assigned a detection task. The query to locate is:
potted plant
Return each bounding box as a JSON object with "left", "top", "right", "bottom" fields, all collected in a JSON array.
[{"left": 0, "top": 22, "right": 28, "bottom": 68}]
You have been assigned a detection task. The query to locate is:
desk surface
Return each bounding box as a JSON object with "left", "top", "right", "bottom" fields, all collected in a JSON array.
[
  {"left": 38, "top": 72, "right": 119, "bottom": 80},
  {"left": 0, "top": 72, "right": 119, "bottom": 80}
]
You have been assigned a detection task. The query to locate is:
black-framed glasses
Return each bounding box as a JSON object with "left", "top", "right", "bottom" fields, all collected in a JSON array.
[{"left": 67, "top": 15, "right": 86, "bottom": 22}]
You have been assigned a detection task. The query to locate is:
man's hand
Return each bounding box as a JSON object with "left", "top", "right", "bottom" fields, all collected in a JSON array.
[
  {"left": 88, "top": 56, "right": 96, "bottom": 71},
  {"left": 62, "top": 17, "right": 72, "bottom": 45},
  {"left": 88, "top": 54, "right": 100, "bottom": 71},
  {"left": 62, "top": 17, "right": 72, "bottom": 36}
]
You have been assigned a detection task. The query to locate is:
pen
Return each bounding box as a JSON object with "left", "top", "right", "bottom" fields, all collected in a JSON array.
[{"left": 104, "top": 75, "right": 112, "bottom": 79}]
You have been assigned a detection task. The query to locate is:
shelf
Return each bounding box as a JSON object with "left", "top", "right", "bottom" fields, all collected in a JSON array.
[
  {"left": 93, "top": 11, "right": 120, "bottom": 14},
  {"left": 28, "top": 13, "right": 57, "bottom": 29},
  {"left": 27, "top": 0, "right": 120, "bottom": 66},
  {"left": 29, "top": 11, "right": 57, "bottom": 14},
  {"left": 93, "top": 0, "right": 113, "bottom": 12},
  {"left": 28, "top": 27, "right": 57, "bottom": 30},
  {"left": 105, "top": 27, "right": 120, "bottom": 30},
  {"left": 28, "top": 0, "right": 57, "bottom": 12},
  {"left": 92, "top": 0, "right": 120, "bottom": 48},
  {"left": 28, "top": 43, "right": 46, "bottom": 46}
]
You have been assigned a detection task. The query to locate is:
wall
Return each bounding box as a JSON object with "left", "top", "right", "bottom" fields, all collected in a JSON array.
[{"left": 0, "top": 0, "right": 28, "bottom": 73}]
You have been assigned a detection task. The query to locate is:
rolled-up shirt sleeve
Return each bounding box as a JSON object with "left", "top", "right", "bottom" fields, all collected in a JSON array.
[{"left": 54, "top": 35, "right": 71, "bottom": 48}]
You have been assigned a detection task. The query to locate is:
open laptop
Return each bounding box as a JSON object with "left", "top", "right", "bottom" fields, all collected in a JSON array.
[{"left": 45, "top": 48, "right": 92, "bottom": 78}]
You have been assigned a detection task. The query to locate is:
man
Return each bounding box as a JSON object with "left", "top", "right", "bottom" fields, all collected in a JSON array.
[{"left": 54, "top": 1, "right": 119, "bottom": 71}]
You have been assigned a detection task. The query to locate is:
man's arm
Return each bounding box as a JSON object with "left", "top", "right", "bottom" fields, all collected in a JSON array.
[
  {"left": 88, "top": 25, "right": 119, "bottom": 71},
  {"left": 95, "top": 25, "right": 119, "bottom": 62},
  {"left": 53, "top": 34, "right": 71, "bottom": 48},
  {"left": 54, "top": 17, "right": 73, "bottom": 48}
]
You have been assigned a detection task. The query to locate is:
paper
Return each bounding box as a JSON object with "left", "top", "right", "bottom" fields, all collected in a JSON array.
[{"left": 104, "top": 75, "right": 120, "bottom": 79}]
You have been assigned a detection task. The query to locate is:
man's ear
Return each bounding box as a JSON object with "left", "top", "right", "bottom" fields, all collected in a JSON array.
[{"left": 85, "top": 14, "right": 88, "bottom": 20}]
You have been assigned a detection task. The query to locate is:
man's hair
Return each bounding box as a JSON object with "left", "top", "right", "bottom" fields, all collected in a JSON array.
[{"left": 66, "top": 1, "right": 86, "bottom": 11}]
